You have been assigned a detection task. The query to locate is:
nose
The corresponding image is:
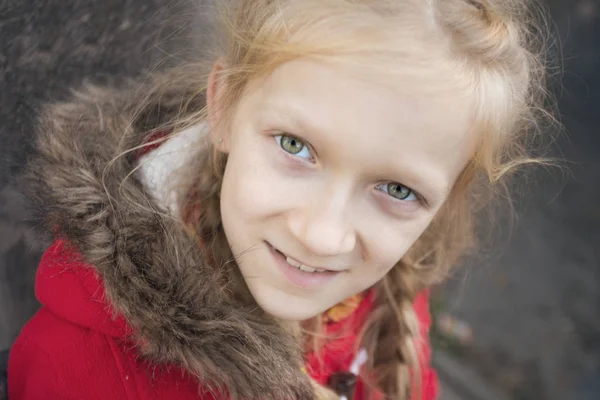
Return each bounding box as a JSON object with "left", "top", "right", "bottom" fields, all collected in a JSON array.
[{"left": 287, "top": 188, "right": 356, "bottom": 257}]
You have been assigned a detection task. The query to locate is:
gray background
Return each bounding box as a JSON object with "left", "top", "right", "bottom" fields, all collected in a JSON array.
[
  {"left": 1, "top": 1, "right": 599, "bottom": 399},
  {"left": 443, "top": 1, "right": 600, "bottom": 399}
]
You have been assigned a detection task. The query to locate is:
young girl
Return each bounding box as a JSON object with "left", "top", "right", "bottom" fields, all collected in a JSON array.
[{"left": 8, "top": 0, "right": 550, "bottom": 399}]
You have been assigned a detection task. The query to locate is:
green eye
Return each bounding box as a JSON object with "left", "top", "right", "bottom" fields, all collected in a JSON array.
[
  {"left": 280, "top": 135, "right": 304, "bottom": 154},
  {"left": 275, "top": 135, "right": 312, "bottom": 159},
  {"left": 384, "top": 183, "right": 416, "bottom": 201}
]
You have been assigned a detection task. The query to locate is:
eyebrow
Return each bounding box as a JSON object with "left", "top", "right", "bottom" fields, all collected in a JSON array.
[
  {"left": 260, "top": 100, "right": 327, "bottom": 141},
  {"left": 394, "top": 167, "right": 451, "bottom": 206},
  {"left": 259, "top": 100, "right": 453, "bottom": 205}
]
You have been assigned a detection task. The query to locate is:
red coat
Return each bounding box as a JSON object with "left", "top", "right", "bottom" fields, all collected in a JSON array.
[{"left": 9, "top": 241, "right": 438, "bottom": 400}]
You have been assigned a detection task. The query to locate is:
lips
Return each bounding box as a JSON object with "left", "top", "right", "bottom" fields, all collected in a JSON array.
[{"left": 266, "top": 242, "right": 340, "bottom": 290}]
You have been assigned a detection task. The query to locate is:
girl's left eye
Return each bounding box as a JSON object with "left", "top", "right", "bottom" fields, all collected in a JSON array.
[
  {"left": 376, "top": 182, "right": 418, "bottom": 202},
  {"left": 275, "top": 134, "right": 312, "bottom": 160}
]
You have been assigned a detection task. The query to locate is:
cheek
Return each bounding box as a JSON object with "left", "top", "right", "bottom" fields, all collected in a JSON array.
[
  {"left": 221, "top": 161, "right": 269, "bottom": 224},
  {"left": 362, "top": 215, "right": 435, "bottom": 272},
  {"left": 220, "top": 142, "right": 295, "bottom": 223}
]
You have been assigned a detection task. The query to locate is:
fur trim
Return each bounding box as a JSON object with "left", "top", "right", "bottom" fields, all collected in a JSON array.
[{"left": 23, "top": 71, "right": 313, "bottom": 400}]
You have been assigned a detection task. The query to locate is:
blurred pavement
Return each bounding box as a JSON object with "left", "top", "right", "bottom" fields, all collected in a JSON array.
[
  {"left": 442, "top": 1, "right": 600, "bottom": 399},
  {"left": 0, "top": 0, "right": 190, "bottom": 349}
]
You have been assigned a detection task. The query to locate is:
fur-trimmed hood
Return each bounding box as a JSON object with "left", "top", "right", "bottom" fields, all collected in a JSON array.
[{"left": 23, "top": 71, "right": 313, "bottom": 400}]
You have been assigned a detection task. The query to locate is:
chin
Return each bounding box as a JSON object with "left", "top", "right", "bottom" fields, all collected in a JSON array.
[
  {"left": 249, "top": 284, "right": 329, "bottom": 322},
  {"left": 260, "top": 304, "right": 315, "bottom": 322}
]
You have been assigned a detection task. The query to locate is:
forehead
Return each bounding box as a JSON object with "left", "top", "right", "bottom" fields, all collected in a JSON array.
[{"left": 241, "top": 59, "right": 478, "bottom": 199}]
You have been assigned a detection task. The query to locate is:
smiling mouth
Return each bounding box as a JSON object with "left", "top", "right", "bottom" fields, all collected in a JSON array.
[
  {"left": 268, "top": 242, "right": 335, "bottom": 274},
  {"left": 267, "top": 242, "right": 341, "bottom": 289},
  {"left": 283, "top": 256, "right": 327, "bottom": 273}
]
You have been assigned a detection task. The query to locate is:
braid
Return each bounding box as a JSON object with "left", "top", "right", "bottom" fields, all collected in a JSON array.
[{"left": 360, "top": 263, "right": 422, "bottom": 400}]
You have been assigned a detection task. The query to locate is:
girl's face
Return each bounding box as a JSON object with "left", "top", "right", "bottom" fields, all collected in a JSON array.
[{"left": 213, "top": 60, "right": 476, "bottom": 321}]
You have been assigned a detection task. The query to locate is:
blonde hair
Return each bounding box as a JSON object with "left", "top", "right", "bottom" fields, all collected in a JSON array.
[{"left": 141, "top": 0, "right": 554, "bottom": 398}]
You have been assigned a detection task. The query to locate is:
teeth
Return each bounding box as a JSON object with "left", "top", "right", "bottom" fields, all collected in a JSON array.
[
  {"left": 299, "top": 264, "right": 317, "bottom": 273},
  {"left": 286, "top": 256, "right": 323, "bottom": 273},
  {"left": 286, "top": 256, "right": 302, "bottom": 268}
]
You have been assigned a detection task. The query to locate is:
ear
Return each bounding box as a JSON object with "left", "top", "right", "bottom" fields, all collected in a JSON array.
[{"left": 207, "top": 58, "right": 230, "bottom": 153}]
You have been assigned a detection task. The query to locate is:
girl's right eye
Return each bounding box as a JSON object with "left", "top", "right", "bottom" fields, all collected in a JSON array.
[{"left": 274, "top": 134, "right": 313, "bottom": 160}]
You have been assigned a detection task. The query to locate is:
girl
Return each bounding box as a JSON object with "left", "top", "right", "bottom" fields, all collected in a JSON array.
[{"left": 8, "top": 0, "right": 551, "bottom": 399}]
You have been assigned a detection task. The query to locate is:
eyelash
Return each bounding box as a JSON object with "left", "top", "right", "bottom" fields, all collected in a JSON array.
[{"left": 273, "top": 133, "right": 426, "bottom": 205}]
